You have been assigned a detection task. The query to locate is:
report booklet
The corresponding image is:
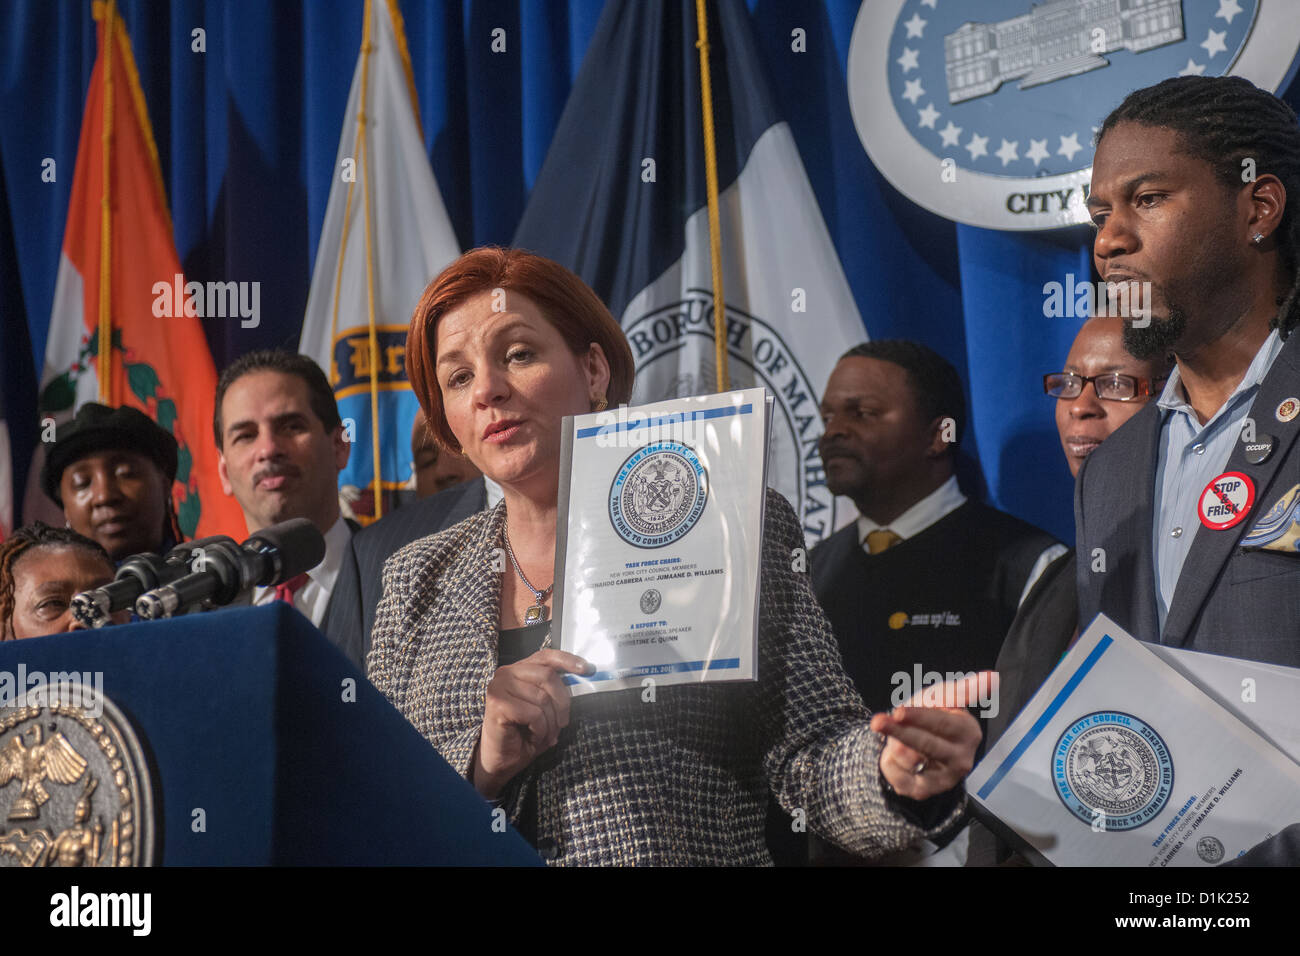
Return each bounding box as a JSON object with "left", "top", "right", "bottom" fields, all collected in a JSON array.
[
  {"left": 553, "top": 388, "right": 772, "bottom": 696},
  {"left": 969, "top": 614, "right": 1300, "bottom": 866}
]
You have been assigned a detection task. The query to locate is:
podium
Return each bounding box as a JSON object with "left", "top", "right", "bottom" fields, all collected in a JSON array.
[{"left": 0, "top": 605, "right": 541, "bottom": 866}]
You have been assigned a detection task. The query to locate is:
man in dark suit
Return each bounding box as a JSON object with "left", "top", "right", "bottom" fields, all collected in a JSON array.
[
  {"left": 411, "top": 407, "right": 482, "bottom": 500},
  {"left": 800, "top": 340, "right": 1062, "bottom": 865},
  {"left": 1076, "top": 75, "right": 1300, "bottom": 665},
  {"left": 321, "top": 475, "right": 489, "bottom": 672},
  {"left": 812, "top": 341, "right": 1062, "bottom": 727},
  {"left": 214, "top": 350, "right": 355, "bottom": 630},
  {"left": 1074, "top": 76, "right": 1300, "bottom": 866}
]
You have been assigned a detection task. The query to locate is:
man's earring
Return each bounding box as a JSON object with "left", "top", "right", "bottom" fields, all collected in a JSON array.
[
  {"left": 592, "top": 395, "right": 608, "bottom": 412},
  {"left": 1252, "top": 232, "right": 1265, "bottom": 245}
]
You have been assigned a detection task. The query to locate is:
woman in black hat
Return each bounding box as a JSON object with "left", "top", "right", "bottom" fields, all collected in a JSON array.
[{"left": 41, "top": 404, "right": 183, "bottom": 562}]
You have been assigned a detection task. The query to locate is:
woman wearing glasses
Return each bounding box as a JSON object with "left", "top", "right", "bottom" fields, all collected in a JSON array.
[
  {"left": 969, "top": 315, "right": 1171, "bottom": 865},
  {"left": 1044, "top": 317, "right": 1171, "bottom": 479}
]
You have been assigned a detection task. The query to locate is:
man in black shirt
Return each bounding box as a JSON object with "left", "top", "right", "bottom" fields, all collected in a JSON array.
[{"left": 804, "top": 340, "right": 1061, "bottom": 865}]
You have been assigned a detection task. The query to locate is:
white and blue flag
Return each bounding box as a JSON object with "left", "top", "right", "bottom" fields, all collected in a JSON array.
[
  {"left": 299, "top": 0, "right": 460, "bottom": 523},
  {"left": 515, "top": 0, "right": 864, "bottom": 546}
]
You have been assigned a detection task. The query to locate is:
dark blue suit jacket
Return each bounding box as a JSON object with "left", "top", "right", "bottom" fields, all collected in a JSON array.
[
  {"left": 1075, "top": 328, "right": 1300, "bottom": 663},
  {"left": 1075, "top": 328, "right": 1300, "bottom": 866},
  {"left": 321, "top": 478, "right": 487, "bottom": 671}
]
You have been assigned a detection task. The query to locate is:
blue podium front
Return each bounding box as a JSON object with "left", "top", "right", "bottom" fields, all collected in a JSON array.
[{"left": 0, "top": 605, "right": 541, "bottom": 866}]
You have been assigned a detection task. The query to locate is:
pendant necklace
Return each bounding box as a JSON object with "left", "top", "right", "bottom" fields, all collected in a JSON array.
[{"left": 503, "top": 522, "right": 554, "bottom": 629}]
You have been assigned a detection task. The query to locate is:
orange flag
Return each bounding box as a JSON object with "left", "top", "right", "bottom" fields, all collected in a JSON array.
[{"left": 37, "top": 1, "right": 246, "bottom": 540}]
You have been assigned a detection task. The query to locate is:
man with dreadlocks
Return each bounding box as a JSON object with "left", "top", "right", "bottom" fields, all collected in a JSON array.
[
  {"left": 1078, "top": 74, "right": 1300, "bottom": 667},
  {"left": 1075, "top": 75, "right": 1300, "bottom": 865}
]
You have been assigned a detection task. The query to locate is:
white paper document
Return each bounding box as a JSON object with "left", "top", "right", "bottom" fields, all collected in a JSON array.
[
  {"left": 969, "top": 614, "right": 1300, "bottom": 866},
  {"left": 553, "top": 388, "right": 770, "bottom": 696},
  {"left": 1149, "top": 645, "right": 1300, "bottom": 765}
]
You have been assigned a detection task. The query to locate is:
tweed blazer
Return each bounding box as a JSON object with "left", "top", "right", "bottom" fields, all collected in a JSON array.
[{"left": 367, "top": 488, "right": 966, "bottom": 865}]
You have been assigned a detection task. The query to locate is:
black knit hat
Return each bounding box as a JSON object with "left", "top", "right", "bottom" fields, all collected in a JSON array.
[{"left": 41, "top": 404, "right": 179, "bottom": 505}]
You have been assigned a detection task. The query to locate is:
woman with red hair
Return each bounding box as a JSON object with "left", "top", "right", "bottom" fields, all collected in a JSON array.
[{"left": 369, "top": 246, "right": 981, "bottom": 865}]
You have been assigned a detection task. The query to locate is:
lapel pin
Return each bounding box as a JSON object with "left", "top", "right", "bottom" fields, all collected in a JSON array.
[
  {"left": 1243, "top": 434, "right": 1276, "bottom": 465},
  {"left": 1276, "top": 398, "right": 1300, "bottom": 423},
  {"left": 1198, "top": 472, "right": 1255, "bottom": 531}
]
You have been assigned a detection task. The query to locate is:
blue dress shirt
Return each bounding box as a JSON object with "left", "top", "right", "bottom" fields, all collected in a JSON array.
[{"left": 1152, "top": 330, "right": 1284, "bottom": 632}]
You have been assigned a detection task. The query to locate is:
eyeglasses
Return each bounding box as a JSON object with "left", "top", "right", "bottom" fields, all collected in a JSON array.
[{"left": 1042, "top": 372, "right": 1166, "bottom": 402}]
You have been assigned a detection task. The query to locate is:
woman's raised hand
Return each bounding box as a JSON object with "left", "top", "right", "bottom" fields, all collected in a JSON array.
[
  {"left": 870, "top": 671, "right": 992, "bottom": 802},
  {"left": 472, "top": 648, "right": 594, "bottom": 799}
]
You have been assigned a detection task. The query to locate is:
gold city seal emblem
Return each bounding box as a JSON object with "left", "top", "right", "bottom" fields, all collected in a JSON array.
[{"left": 0, "top": 684, "right": 155, "bottom": 867}]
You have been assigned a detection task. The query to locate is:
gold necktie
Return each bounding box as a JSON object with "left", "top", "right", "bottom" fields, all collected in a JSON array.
[{"left": 865, "top": 529, "right": 902, "bottom": 555}]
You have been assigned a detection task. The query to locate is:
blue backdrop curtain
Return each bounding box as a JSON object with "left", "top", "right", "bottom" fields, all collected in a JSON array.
[{"left": 3, "top": 1, "right": 1299, "bottom": 544}]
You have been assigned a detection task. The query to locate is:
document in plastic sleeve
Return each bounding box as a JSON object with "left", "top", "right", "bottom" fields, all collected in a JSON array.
[
  {"left": 968, "top": 613, "right": 1300, "bottom": 866},
  {"left": 552, "top": 388, "right": 770, "bottom": 696},
  {"left": 1149, "top": 645, "right": 1300, "bottom": 764}
]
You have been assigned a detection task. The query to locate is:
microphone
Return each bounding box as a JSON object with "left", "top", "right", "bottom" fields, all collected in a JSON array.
[
  {"left": 71, "top": 537, "right": 234, "bottom": 628},
  {"left": 134, "top": 519, "right": 326, "bottom": 620},
  {"left": 239, "top": 519, "right": 329, "bottom": 588}
]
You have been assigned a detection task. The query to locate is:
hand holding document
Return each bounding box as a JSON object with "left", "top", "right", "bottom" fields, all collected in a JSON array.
[
  {"left": 552, "top": 388, "right": 772, "bottom": 696},
  {"left": 874, "top": 672, "right": 992, "bottom": 800},
  {"left": 968, "top": 614, "right": 1300, "bottom": 866}
]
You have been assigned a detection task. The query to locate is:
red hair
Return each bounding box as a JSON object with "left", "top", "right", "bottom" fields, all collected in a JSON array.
[{"left": 405, "top": 246, "right": 635, "bottom": 452}]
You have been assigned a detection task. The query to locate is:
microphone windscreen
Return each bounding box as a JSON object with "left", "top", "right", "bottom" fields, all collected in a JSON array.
[
  {"left": 165, "top": 535, "right": 236, "bottom": 563},
  {"left": 242, "top": 518, "right": 327, "bottom": 584}
]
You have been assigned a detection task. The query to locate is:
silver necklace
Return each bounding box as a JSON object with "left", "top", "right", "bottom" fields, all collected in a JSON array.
[{"left": 503, "top": 522, "right": 554, "bottom": 626}]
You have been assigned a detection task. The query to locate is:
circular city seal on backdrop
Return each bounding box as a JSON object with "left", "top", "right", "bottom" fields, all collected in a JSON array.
[
  {"left": 0, "top": 683, "right": 155, "bottom": 867},
  {"left": 1197, "top": 835, "right": 1226, "bottom": 864},
  {"left": 609, "top": 441, "right": 709, "bottom": 549},
  {"left": 847, "top": 0, "right": 1300, "bottom": 230},
  {"left": 624, "top": 291, "right": 848, "bottom": 549},
  {"left": 1053, "top": 711, "right": 1173, "bottom": 831}
]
